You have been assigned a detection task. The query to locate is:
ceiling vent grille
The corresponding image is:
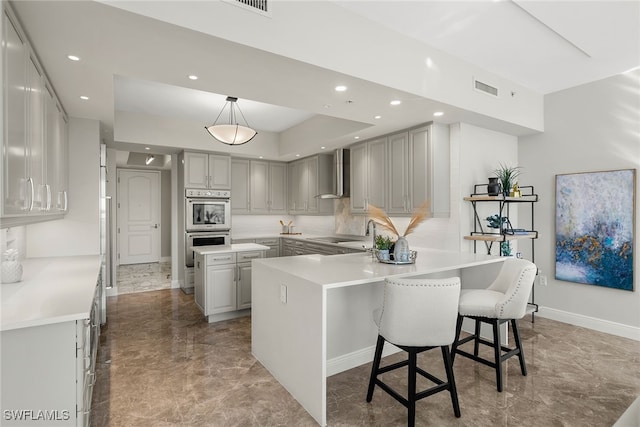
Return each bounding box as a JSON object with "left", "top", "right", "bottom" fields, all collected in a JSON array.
[
  {"left": 234, "top": 0, "right": 269, "bottom": 13},
  {"left": 474, "top": 79, "right": 499, "bottom": 97}
]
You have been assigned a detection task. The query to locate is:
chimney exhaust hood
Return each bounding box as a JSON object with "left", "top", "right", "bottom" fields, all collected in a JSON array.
[{"left": 317, "top": 148, "right": 350, "bottom": 199}]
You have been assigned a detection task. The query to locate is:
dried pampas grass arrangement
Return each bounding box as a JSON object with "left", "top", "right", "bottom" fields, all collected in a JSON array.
[{"left": 368, "top": 200, "right": 431, "bottom": 237}]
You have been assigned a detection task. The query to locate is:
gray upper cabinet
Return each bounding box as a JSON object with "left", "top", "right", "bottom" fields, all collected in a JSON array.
[
  {"left": 288, "top": 154, "right": 333, "bottom": 215},
  {"left": 2, "top": 5, "right": 68, "bottom": 226},
  {"left": 350, "top": 138, "right": 386, "bottom": 214},
  {"left": 351, "top": 123, "right": 450, "bottom": 217},
  {"left": 184, "top": 152, "right": 232, "bottom": 190},
  {"left": 387, "top": 132, "right": 409, "bottom": 214},
  {"left": 250, "top": 160, "right": 287, "bottom": 214},
  {"left": 232, "top": 159, "right": 287, "bottom": 215},
  {"left": 231, "top": 159, "right": 250, "bottom": 214}
]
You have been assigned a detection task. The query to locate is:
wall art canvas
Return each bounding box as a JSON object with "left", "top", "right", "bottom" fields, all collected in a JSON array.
[{"left": 555, "top": 169, "right": 636, "bottom": 291}]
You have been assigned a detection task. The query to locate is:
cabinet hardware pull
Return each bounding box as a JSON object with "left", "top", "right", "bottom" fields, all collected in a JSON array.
[
  {"left": 63, "top": 190, "right": 68, "bottom": 211},
  {"left": 26, "top": 177, "right": 34, "bottom": 212},
  {"left": 45, "top": 184, "right": 51, "bottom": 211}
]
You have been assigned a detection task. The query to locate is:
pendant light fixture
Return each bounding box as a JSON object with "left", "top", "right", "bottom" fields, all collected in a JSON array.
[{"left": 205, "top": 96, "right": 257, "bottom": 145}]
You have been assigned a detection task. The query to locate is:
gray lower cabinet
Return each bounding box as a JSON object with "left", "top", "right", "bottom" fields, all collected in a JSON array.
[
  {"left": 255, "top": 238, "right": 280, "bottom": 258},
  {"left": 194, "top": 250, "right": 264, "bottom": 323}
]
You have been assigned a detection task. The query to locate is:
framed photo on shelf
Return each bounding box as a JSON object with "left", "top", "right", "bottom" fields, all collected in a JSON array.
[{"left": 555, "top": 169, "right": 636, "bottom": 291}]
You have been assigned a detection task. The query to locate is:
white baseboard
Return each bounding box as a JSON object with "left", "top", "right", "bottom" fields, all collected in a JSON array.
[
  {"left": 171, "top": 279, "right": 181, "bottom": 289},
  {"left": 327, "top": 342, "right": 401, "bottom": 377},
  {"left": 537, "top": 306, "right": 640, "bottom": 341}
]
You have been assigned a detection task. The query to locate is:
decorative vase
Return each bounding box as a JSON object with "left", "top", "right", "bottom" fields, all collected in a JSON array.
[
  {"left": 488, "top": 177, "right": 500, "bottom": 196},
  {"left": 393, "top": 237, "right": 410, "bottom": 262},
  {"left": 1, "top": 248, "right": 22, "bottom": 284}
]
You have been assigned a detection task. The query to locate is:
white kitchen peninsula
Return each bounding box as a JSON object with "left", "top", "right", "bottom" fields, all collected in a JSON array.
[{"left": 251, "top": 249, "right": 506, "bottom": 426}]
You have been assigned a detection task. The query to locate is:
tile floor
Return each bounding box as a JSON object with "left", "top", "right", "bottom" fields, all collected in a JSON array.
[
  {"left": 91, "top": 290, "right": 640, "bottom": 427},
  {"left": 116, "top": 262, "right": 172, "bottom": 294}
]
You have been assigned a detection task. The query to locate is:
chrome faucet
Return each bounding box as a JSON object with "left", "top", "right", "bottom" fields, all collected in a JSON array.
[{"left": 365, "top": 219, "right": 377, "bottom": 251}]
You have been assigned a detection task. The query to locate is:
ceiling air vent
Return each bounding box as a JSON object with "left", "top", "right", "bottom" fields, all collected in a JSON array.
[
  {"left": 474, "top": 79, "right": 499, "bottom": 97},
  {"left": 233, "top": 0, "right": 269, "bottom": 14}
]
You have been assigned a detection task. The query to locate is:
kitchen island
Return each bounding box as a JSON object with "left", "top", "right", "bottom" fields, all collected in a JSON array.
[
  {"left": 251, "top": 249, "right": 506, "bottom": 426},
  {"left": 193, "top": 243, "right": 268, "bottom": 323}
]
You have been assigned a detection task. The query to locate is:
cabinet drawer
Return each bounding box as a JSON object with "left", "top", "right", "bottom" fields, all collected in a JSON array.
[
  {"left": 206, "top": 253, "right": 236, "bottom": 265},
  {"left": 237, "top": 251, "right": 263, "bottom": 262}
]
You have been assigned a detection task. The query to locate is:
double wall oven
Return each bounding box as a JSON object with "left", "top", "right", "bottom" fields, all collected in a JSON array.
[{"left": 184, "top": 189, "right": 231, "bottom": 270}]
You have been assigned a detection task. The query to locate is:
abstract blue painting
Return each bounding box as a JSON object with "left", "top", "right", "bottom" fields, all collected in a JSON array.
[{"left": 555, "top": 169, "right": 635, "bottom": 291}]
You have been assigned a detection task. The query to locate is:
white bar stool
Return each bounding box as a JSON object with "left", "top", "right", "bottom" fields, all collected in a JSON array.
[
  {"left": 366, "top": 276, "right": 462, "bottom": 427},
  {"left": 451, "top": 258, "right": 537, "bottom": 392}
]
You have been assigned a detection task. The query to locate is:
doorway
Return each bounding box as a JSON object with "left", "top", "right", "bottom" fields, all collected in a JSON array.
[{"left": 117, "top": 169, "right": 161, "bottom": 265}]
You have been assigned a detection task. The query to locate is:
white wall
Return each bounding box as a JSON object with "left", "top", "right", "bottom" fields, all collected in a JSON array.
[
  {"left": 26, "top": 118, "right": 101, "bottom": 257},
  {"left": 520, "top": 70, "right": 640, "bottom": 336}
]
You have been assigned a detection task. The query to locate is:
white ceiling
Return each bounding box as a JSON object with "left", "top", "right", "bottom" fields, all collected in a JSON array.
[{"left": 10, "top": 1, "right": 639, "bottom": 159}]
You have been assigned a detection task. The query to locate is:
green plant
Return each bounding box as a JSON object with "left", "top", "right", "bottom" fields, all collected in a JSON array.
[
  {"left": 494, "top": 163, "right": 522, "bottom": 195},
  {"left": 500, "top": 241, "right": 513, "bottom": 257},
  {"left": 486, "top": 214, "right": 508, "bottom": 229},
  {"left": 375, "top": 235, "right": 393, "bottom": 250}
]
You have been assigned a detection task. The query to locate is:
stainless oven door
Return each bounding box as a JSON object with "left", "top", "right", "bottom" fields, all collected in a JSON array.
[
  {"left": 185, "top": 198, "right": 231, "bottom": 232},
  {"left": 185, "top": 232, "right": 231, "bottom": 267}
]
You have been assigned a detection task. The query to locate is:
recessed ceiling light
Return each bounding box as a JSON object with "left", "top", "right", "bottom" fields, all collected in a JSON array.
[
  {"left": 334, "top": 85, "right": 347, "bottom": 92},
  {"left": 188, "top": 75, "right": 198, "bottom": 80},
  {"left": 67, "top": 55, "right": 80, "bottom": 61},
  {"left": 80, "top": 96, "right": 89, "bottom": 100},
  {"left": 320, "top": 146, "right": 326, "bottom": 150},
  {"left": 259, "top": 156, "right": 264, "bottom": 159},
  {"left": 323, "top": 104, "right": 332, "bottom": 109},
  {"left": 354, "top": 136, "right": 360, "bottom": 140},
  {"left": 295, "top": 154, "right": 300, "bottom": 157},
  {"left": 433, "top": 111, "right": 444, "bottom": 117},
  {"left": 390, "top": 100, "right": 402, "bottom": 106},
  {"left": 374, "top": 115, "right": 382, "bottom": 120},
  {"left": 145, "top": 147, "right": 150, "bottom": 150}
]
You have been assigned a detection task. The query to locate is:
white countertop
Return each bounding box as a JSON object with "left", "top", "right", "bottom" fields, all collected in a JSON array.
[
  {"left": 193, "top": 243, "right": 270, "bottom": 255},
  {"left": 1, "top": 255, "right": 101, "bottom": 331},
  {"left": 254, "top": 248, "right": 505, "bottom": 289}
]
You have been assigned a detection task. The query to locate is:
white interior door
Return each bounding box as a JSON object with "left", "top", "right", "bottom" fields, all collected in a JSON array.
[{"left": 118, "top": 169, "right": 161, "bottom": 265}]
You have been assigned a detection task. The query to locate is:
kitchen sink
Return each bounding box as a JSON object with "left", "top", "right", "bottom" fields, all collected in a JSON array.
[{"left": 307, "top": 236, "right": 362, "bottom": 244}]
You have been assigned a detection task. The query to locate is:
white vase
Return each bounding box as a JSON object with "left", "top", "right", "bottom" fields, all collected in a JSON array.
[
  {"left": 1, "top": 260, "right": 23, "bottom": 283},
  {"left": 393, "top": 237, "right": 410, "bottom": 262}
]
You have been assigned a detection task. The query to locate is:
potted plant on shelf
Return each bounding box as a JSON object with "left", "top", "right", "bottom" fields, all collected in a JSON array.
[
  {"left": 374, "top": 235, "right": 393, "bottom": 261},
  {"left": 486, "top": 214, "right": 512, "bottom": 256},
  {"left": 494, "top": 163, "right": 522, "bottom": 197}
]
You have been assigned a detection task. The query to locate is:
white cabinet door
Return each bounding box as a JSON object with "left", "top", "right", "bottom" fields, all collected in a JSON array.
[
  {"left": 56, "top": 105, "right": 68, "bottom": 212},
  {"left": 45, "top": 85, "right": 60, "bottom": 213},
  {"left": 206, "top": 264, "right": 236, "bottom": 315},
  {"left": 237, "top": 262, "right": 252, "bottom": 309},
  {"left": 350, "top": 142, "right": 368, "bottom": 213},
  {"left": 367, "top": 138, "right": 387, "bottom": 210},
  {"left": 269, "top": 162, "right": 287, "bottom": 213},
  {"left": 208, "top": 154, "right": 231, "bottom": 189},
  {"left": 184, "top": 152, "right": 209, "bottom": 188},
  {"left": 2, "top": 10, "right": 28, "bottom": 216},
  {"left": 250, "top": 160, "right": 269, "bottom": 213},
  {"left": 287, "top": 163, "right": 297, "bottom": 212},
  {"left": 387, "top": 132, "right": 409, "bottom": 214},
  {"left": 27, "top": 54, "right": 45, "bottom": 213},
  {"left": 231, "top": 159, "right": 250, "bottom": 213}
]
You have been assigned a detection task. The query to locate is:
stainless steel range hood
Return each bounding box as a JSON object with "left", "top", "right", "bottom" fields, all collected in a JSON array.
[{"left": 317, "top": 148, "right": 350, "bottom": 199}]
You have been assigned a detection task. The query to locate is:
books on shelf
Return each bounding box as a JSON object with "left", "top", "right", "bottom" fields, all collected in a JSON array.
[{"left": 505, "top": 228, "right": 529, "bottom": 235}]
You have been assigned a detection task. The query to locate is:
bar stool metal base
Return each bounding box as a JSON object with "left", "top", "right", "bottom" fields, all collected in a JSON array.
[
  {"left": 451, "top": 315, "right": 527, "bottom": 392},
  {"left": 366, "top": 335, "right": 461, "bottom": 427}
]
